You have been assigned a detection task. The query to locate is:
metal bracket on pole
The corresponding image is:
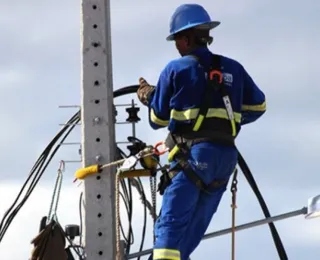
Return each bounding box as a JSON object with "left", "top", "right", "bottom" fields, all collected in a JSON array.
[{"left": 81, "top": 0, "right": 116, "bottom": 259}]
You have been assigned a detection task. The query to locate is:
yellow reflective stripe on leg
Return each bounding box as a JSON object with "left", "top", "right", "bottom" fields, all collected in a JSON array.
[
  {"left": 153, "top": 249, "right": 181, "bottom": 260},
  {"left": 151, "top": 109, "right": 169, "bottom": 126},
  {"left": 192, "top": 114, "right": 205, "bottom": 131},
  {"left": 168, "top": 145, "right": 180, "bottom": 162}
]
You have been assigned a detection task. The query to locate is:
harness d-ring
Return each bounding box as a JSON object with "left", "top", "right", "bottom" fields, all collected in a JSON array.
[{"left": 153, "top": 141, "right": 168, "bottom": 155}]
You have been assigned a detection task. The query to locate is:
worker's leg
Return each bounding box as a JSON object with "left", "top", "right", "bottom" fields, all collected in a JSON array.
[
  {"left": 178, "top": 142, "right": 238, "bottom": 259},
  {"left": 152, "top": 167, "right": 201, "bottom": 260},
  {"left": 179, "top": 184, "right": 228, "bottom": 260}
]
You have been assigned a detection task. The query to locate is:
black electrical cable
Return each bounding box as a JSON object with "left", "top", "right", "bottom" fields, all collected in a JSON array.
[
  {"left": 61, "top": 222, "right": 85, "bottom": 259},
  {"left": 0, "top": 111, "right": 77, "bottom": 227},
  {"left": 135, "top": 177, "right": 148, "bottom": 260},
  {"left": 0, "top": 83, "right": 287, "bottom": 260},
  {"left": 120, "top": 178, "right": 134, "bottom": 247},
  {"left": 0, "top": 85, "right": 140, "bottom": 244},
  {"left": 117, "top": 146, "right": 136, "bottom": 253},
  {"left": 117, "top": 148, "right": 134, "bottom": 244},
  {"left": 0, "top": 84, "right": 151, "bottom": 259},
  {"left": 0, "top": 114, "right": 80, "bottom": 241},
  {"left": 126, "top": 177, "right": 134, "bottom": 255},
  {"left": 79, "top": 191, "right": 83, "bottom": 247},
  {"left": 238, "top": 152, "right": 288, "bottom": 259}
]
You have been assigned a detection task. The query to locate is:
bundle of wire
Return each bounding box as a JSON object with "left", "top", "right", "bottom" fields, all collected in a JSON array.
[
  {"left": 0, "top": 111, "right": 80, "bottom": 242},
  {"left": 0, "top": 85, "right": 154, "bottom": 258},
  {"left": 0, "top": 84, "right": 288, "bottom": 260}
]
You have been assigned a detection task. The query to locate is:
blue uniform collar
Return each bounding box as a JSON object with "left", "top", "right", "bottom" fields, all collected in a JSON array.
[
  {"left": 188, "top": 46, "right": 210, "bottom": 56},
  {"left": 187, "top": 46, "right": 213, "bottom": 68}
]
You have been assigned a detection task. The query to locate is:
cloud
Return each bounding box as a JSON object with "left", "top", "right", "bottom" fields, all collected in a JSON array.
[
  {"left": 1, "top": 181, "right": 319, "bottom": 260},
  {"left": 0, "top": 0, "right": 319, "bottom": 259},
  {"left": 0, "top": 181, "right": 158, "bottom": 260},
  {"left": 0, "top": 183, "right": 80, "bottom": 260}
]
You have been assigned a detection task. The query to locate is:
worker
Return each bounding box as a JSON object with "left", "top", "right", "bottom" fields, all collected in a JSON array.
[{"left": 137, "top": 3, "right": 266, "bottom": 260}]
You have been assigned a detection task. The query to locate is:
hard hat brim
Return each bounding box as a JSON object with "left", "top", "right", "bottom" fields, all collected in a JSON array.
[{"left": 166, "top": 21, "right": 220, "bottom": 41}]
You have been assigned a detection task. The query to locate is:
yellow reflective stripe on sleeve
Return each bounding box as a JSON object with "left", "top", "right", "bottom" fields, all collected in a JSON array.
[
  {"left": 170, "top": 108, "right": 242, "bottom": 123},
  {"left": 153, "top": 248, "right": 180, "bottom": 260},
  {"left": 242, "top": 101, "right": 266, "bottom": 112},
  {"left": 150, "top": 109, "right": 169, "bottom": 126}
]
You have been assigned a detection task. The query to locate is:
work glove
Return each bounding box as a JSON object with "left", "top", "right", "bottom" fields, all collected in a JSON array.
[{"left": 137, "top": 77, "right": 154, "bottom": 106}]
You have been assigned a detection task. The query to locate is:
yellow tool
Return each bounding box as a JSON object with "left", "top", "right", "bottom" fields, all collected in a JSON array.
[
  {"left": 74, "top": 151, "right": 154, "bottom": 182},
  {"left": 139, "top": 145, "right": 159, "bottom": 171}
]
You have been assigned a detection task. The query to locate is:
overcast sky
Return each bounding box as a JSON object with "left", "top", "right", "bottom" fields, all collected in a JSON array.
[{"left": 0, "top": 0, "right": 320, "bottom": 259}]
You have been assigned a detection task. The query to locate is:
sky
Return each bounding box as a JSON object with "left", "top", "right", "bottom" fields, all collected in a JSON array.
[{"left": 0, "top": 0, "right": 320, "bottom": 259}]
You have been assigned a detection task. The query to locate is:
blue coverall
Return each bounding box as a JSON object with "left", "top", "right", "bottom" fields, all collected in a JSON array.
[{"left": 147, "top": 46, "right": 266, "bottom": 260}]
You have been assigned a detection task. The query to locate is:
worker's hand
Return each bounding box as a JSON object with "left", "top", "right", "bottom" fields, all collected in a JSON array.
[{"left": 137, "top": 77, "right": 154, "bottom": 106}]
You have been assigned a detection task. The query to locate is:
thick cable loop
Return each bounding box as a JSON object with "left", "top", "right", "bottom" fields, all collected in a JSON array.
[
  {"left": 0, "top": 84, "right": 288, "bottom": 260},
  {"left": 0, "top": 85, "right": 157, "bottom": 256}
]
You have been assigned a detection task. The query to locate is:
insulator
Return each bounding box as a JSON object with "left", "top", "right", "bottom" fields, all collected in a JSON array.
[{"left": 125, "top": 107, "right": 140, "bottom": 123}]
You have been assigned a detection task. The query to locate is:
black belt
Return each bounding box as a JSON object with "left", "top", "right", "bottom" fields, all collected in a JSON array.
[
  {"left": 163, "top": 132, "right": 233, "bottom": 194},
  {"left": 166, "top": 132, "right": 235, "bottom": 148}
]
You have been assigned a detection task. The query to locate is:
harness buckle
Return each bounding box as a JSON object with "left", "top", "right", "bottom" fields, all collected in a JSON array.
[{"left": 153, "top": 141, "right": 169, "bottom": 155}]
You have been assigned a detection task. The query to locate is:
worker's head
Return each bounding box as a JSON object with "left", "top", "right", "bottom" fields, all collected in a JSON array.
[{"left": 166, "top": 4, "right": 220, "bottom": 56}]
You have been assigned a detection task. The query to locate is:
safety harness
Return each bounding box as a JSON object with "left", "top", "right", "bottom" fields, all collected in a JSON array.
[
  {"left": 158, "top": 54, "right": 288, "bottom": 259},
  {"left": 163, "top": 53, "right": 237, "bottom": 194}
]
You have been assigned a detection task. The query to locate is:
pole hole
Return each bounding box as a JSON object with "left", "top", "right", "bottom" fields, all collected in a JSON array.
[
  {"left": 98, "top": 251, "right": 103, "bottom": 255},
  {"left": 94, "top": 80, "right": 100, "bottom": 86},
  {"left": 97, "top": 194, "right": 101, "bottom": 199},
  {"left": 98, "top": 232, "right": 102, "bottom": 236},
  {"left": 95, "top": 99, "right": 100, "bottom": 104},
  {"left": 96, "top": 175, "right": 101, "bottom": 180},
  {"left": 96, "top": 138, "right": 100, "bottom": 142},
  {"left": 97, "top": 213, "right": 102, "bottom": 218},
  {"left": 93, "top": 24, "right": 98, "bottom": 29},
  {"left": 92, "top": 5, "right": 97, "bottom": 9},
  {"left": 94, "top": 62, "right": 98, "bottom": 67}
]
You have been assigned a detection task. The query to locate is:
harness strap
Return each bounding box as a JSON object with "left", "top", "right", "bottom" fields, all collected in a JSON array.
[
  {"left": 164, "top": 54, "right": 235, "bottom": 194},
  {"left": 191, "top": 54, "right": 237, "bottom": 136},
  {"left": 166, "top": 140, "right": 229, "bottom": 194},
  {"left": 159, "top": 53, "right": 288, "bottom": 260},
  {"left": 157, "top": 54, "right": 288, "bottom": 259}
]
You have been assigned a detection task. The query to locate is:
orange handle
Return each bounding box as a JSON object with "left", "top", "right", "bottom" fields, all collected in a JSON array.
[{"left": 153, "top": 141, "right": 168, "bottom": 155}]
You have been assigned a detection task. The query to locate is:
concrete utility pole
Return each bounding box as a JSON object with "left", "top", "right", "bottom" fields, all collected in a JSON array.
[{"left": 80, "top": 0, "right": 117, "bottom": 259}]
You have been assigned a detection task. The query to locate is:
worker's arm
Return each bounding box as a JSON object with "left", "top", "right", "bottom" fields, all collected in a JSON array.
[
  {"left": 241, "top": 66, "right": 266, "bottom": 125},
  {"left": 148, "top": 64, "right": 173, "bottom": 130}
]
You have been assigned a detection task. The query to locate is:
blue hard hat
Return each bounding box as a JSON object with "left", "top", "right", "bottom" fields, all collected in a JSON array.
[{"left": 167, "top": 4, "right": 220, "bottom": 41}]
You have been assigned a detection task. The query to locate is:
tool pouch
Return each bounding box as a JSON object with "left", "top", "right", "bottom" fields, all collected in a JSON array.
[{"left": 30, "top": 219, "right": 68, "bottom": 260}]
